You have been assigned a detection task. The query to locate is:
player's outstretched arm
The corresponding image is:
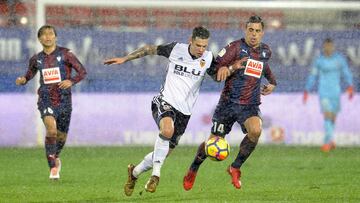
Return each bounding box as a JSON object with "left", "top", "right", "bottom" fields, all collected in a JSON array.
[
  {"left": 15, "top": 76, "right": 27, "bottom": 86},
  {"left": 103, "top": 57, "right": 127, "bottom": 65},
  {"left": 104, "top": 45, "right": 158, "bottom": 65}
]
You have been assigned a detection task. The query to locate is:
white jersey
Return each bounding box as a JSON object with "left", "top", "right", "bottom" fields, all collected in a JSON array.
[{"left": 157, "top": 42, "right": 213, "bottom": 115}]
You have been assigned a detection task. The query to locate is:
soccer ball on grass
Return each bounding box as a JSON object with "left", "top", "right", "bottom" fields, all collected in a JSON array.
[{"left": 205, "top": 136, "right": 230, "bottom": 161}]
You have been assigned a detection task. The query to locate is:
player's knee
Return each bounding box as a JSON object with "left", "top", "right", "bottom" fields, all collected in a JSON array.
[
  {"left": 47, "top": 129, "right": 57, "bottom": 138},
  {"left": 160, "top": 126, "right": 174, "bottom": 138},
  {"left": 248, "top": 127, "right": 262, "bottom": 138}
]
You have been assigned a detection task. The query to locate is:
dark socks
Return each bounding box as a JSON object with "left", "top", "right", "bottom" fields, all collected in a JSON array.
[
  {"left": 231, "top": 135, "right": 258, "bottom": 169},
  {"left": 45, "top": 137, "right": 57, "bottom": 168},
  {"left": 190, "top": 142, "right": 207, "bottom": 172},
  {"left": 55, "top": 140, "right": 66, "bottom": 158}
]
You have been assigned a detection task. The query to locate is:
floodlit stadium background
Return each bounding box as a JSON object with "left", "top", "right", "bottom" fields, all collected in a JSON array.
[{"left": 0, "top": 0, "right": 359, "bottom": 147}]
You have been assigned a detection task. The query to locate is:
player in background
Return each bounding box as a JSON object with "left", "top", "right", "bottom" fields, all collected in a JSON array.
[
  {"left": 303, "top": 38, "right": 354, "bottom": 152},
  {"left": 15, "top": 25, "right": 87, "bottom": 180},
  {"left": 183, "top": 15, "right": 277, "bottom": 190},
  {"left": 104, "top": 26, "right": 225, "bottom": 195}
]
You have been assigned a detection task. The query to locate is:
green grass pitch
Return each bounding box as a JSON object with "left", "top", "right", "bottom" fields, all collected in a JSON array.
[{"left": 0, "top": 145, "right": 359, "bottom": 202}]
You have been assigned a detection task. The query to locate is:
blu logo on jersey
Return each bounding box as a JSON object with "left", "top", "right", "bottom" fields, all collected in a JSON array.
[{"left": 174, "top": 64, "right": 201, "bottom": 76}]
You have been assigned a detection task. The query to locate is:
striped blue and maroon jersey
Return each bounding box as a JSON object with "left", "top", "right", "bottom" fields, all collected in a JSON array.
[
  {"left": 215, "top": 38, "right": 277, "bottom": 105},
  {"left": 24, "top": 46, "right": 86, "bottom": 107}
]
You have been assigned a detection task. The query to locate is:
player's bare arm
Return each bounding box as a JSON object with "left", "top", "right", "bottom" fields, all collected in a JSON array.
[
  {"left": 261, "top": 84, "right": 276, "bottom": 95},
  {"left": 104, "top": 45, "right": 158, "bottom": 65},
  {"left": 15, "top": 76, "right": 27, "bottom": 86}
]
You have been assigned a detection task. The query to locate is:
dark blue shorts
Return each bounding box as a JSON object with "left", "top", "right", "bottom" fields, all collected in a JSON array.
[
  {"left": 151, "top": 96, "right": 190, "bottom": 149},
  {"left": 38, "top": 104, "right": 72, "bottom": 133},
  {"left": 211, "top": 101, "right": 261, "bottom": 136}
]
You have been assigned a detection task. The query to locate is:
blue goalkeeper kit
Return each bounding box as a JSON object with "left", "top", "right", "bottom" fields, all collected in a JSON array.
[
  {"left": 305, "top": 52, "right": 353, "bottom": 144},
  {"left": 305, "top": 52, "right": 353, "bottom": 113}
]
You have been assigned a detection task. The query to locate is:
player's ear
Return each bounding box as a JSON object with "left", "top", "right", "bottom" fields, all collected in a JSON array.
[{"left": 189, "top": 37, "right": 192, "bottom": 44}]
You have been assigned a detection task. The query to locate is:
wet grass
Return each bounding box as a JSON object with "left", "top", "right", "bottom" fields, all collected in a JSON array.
[{"left": 0, "top": 145, "right": 359, "bottom": 202}]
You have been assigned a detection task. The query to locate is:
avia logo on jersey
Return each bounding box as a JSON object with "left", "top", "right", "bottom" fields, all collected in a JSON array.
[
  {"left": 42, "top": 67, "right": 62, "bottom": 84},
  {"left": 244, "top": 59, "right": 264, "bottom": 78},
  {"left": 174, "top": 64, "right": 201, "bottom": 78}
]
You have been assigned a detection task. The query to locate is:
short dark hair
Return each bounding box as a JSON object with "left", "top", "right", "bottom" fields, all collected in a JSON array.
[
  {"left": 37, "top": 25, "right": 57, "bottom": 38},
  {"left": 192, "top": 26, "right": 210, "bottom": 40},
  {"left": 323, "top": 38, "right": 333, "bottom": 44},
  {"left": 246, "top": 15, "right": 265, "bottom": 29}
]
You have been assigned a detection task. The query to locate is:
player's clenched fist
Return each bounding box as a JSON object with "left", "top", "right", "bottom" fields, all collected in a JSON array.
[{"left": 15, "top": 76, "right": 27, "bottom": 85}]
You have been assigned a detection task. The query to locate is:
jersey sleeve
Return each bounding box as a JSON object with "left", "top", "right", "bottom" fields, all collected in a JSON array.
[
  {"left": 339, "top": 54, "right": 353, "bottom": 87},
  {"left": 214, "top": 41, "right": 240, "bottom": 70},
  {"left": 305, "top": 58, "right": 319, "bottom": 91},
  {"left": 263, "top": 64, "right": 277, "bottom": 86},
  {"left": 65, "top": 50, "right": 87, "bottom": 85},
  {"left": 206, "top": 55, "right": 219, "bottom": 81},
  {"left": 24, "top": 55, "right": 38, "bottom": 82},
  {"left": 157, "top": 42, "right": 177, "bottom": 58}
]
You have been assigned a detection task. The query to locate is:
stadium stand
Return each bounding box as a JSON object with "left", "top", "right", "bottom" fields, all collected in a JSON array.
[{"left": 0, "top": 1, "right": 358, "bottom": 93}]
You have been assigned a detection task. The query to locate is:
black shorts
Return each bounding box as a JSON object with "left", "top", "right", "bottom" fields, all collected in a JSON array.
[
  {"left": 38, "top": 105, "right": 72, "bottom": 133},
  {"left": 211, "top": 101, "right": 261, "bottom": 136},
  {"left": 151, "top": 96, "right": 190, "bottom": 149}
]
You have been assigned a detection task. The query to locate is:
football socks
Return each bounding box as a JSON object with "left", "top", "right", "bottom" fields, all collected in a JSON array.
[
  {"left": 231, "top": 135, "right": 258, "bottom": 169},
  {"left": 152, "top": 135, "right": 170, "bottom": 177},
  {"left": 133, "top": 152, "right": 153, "bottom": 178},
  {"left": 324, "top": 119, "right": 334, "bottom": 144},
  {"left": 45, "top": 137, "right": 57, "bottom": 168},
  {"left": 189, "top": 142, "right": 206, "bottom": 172}
]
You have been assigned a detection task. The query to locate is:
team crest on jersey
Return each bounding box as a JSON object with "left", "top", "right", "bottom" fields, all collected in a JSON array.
[
  {"left": 262, "top": 51, "right": 267, "bottom": 58},
  {"left": 200, "top": 59, "right": 206, "bottom": 68},
  {"left": 161, "top": 102, "right": 171, "bottom": 111}
]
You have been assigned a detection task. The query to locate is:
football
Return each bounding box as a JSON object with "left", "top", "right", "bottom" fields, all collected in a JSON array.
[{"left": 205, "top": 136, "right": 230, "bottom": 161}]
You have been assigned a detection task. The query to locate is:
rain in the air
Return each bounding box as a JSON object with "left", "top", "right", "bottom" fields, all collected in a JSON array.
[{"left": 0, "top": 0, "right": 359, "bottom": 202}]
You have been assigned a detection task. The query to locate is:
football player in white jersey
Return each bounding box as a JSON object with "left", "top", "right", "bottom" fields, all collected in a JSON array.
[{"left": 104, "top": 26, "right": 218, "bottom": 195}]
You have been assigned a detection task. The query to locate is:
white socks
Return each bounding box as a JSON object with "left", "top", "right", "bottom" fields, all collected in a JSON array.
[
  {"left": 132, "top": 136, "right": 170, "bottom": 178},
  {"left": 152, "top": 136, "right": 169, "bottom": 177},
  {"left": 132, "top": 152, "right": 154, "bottom": 178}
]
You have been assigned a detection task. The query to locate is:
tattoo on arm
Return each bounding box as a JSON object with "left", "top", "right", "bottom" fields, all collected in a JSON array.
[{"left": 126, "top": 45, "right": 158, "bottom": 61}]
